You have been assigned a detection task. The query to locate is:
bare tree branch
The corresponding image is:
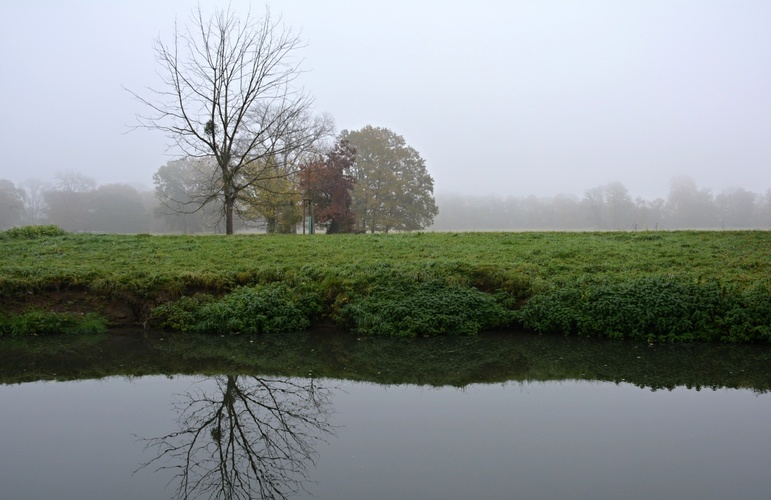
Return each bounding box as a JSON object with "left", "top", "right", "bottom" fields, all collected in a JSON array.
[
  {"left": 128, "top": 5, "right": 332, "bottom": 234},
  {"left": 136, "top": 375, "right": 336, "bottom": 500}
]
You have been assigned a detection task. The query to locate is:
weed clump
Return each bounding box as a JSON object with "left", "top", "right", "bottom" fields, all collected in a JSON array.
[
  {"left": 1, "top": 225, "right": 66, "bottom": 239},
  {"left": 150, "top": 282, "right": 323, "bottom": 334},
  {"left": 0, "top": 311, "right": 107, "bottom": 336},
  {"left": 340, "top": 278, "right": 513, "bottom": 337},
  {"left": 515, "top": 276, "right": 771, "bottom": 343}
]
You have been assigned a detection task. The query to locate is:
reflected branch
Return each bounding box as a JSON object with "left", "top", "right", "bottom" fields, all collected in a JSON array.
[{"left": 137, "top": 375, "right": 336, "bottom": 499}]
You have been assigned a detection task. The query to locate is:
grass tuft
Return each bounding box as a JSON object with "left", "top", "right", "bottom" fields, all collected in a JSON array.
[{"left": 0, "top": 311, "right": 107, "bottom": 336}]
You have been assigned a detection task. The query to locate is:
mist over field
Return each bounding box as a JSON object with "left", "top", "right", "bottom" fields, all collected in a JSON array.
[
  {"left": 2, "top": 171, "right": 769, "bottom": 233},
  {"left": 433, "top": 180, "right": 771, "bottom": 231},
  {"left": 1, "top": 1, "right": 769, "bottom": 231}
]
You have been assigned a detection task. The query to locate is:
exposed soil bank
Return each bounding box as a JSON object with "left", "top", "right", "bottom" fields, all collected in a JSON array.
[{"left": 5, "top": 286, "right": 138, "bottom": 327}]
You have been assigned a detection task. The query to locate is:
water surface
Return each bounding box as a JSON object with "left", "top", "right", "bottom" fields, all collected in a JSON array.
[{"left": 1, "top": 331, "right": 770, "bottom": 499}]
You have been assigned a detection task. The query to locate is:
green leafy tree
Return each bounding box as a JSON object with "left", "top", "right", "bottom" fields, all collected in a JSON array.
[
  {"left": 240, "top": 155, "right": 303, "bottom": 233},
  {"left": 340, "top": 126, "right": 438, "bottom": 233}
]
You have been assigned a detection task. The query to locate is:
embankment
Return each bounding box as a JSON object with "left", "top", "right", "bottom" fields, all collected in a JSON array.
[{"left": 1, "top": 227, "right": 769, "bottom": 342}]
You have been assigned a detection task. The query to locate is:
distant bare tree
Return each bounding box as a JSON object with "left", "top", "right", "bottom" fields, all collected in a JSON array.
[
  {"left": 666, "top": 175, "right": 717, "bottom": 228},
  {"left": 763, "top": 189, "right": 771, "bottom": 229},
  {"left": 0, "top": 179, "right": 25, "bottom": 229},
  {"left": 130, "top": 6, "right": 332, "bottom": 234},
  {"left": 54, "top": 170, "right": 96, "bottom": 193},
  {"left": 43, "top": 171, "right": 97, "bottom": 232},
  {"left": 20, "top": 178, "right": 50, "bottom": 224},
  {"left": 716, "top": 187, "right": 759, "bottom": 229}
]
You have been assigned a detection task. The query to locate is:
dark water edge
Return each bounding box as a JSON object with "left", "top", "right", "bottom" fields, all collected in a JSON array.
[
  {"left": 2, "top": 329, "right": 771, "bottom": 391},
  {"left": 4, "top": 331, "right": 771, "bottom": 499}
]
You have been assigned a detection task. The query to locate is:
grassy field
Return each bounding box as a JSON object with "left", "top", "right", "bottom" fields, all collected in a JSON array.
[{"left": 1, "top": 226, "right": 769, "bottom": 342}]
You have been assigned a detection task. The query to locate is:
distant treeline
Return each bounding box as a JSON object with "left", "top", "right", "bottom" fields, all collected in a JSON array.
[
  {"left": 2, "top": 173, "right": 769, "bottom": 233},
  {"left": 432, "top": 177, "right": 771, "bottom": 231},
  {"left": 1, "top": 172, "right": 242, "bottom": 234}
]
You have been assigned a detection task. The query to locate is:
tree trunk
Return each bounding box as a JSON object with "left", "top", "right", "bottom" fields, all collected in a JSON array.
[
  {"left": 225, "top": 202, "right": 234, "bottom": 235},
  {"left": 222, "top": 163, "right": 235, "bottom": 235},
  {"left": 224, "top": 187, "right": 234, "bottom": 235}
]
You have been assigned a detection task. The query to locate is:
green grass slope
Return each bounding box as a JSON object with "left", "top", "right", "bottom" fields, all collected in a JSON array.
[{"left": 1, "top": 227, "right": 769, "bottom": 342}]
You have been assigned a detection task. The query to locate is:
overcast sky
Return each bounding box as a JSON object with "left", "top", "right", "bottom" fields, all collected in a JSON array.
[{"left": 1, "top": 1, "right": 769, "bottom": 199}]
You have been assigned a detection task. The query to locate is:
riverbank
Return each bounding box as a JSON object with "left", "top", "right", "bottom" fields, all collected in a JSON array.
[{"left": 1, "top": 227, "right": 769, "bottom": 342}]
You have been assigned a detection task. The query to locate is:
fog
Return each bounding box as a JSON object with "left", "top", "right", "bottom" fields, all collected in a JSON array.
[
  {"left": 2, "top": 173, "right": 768, "bottom": 232},
  {"left": 1, "top": 1, "right": 770, "bottom": 201}
]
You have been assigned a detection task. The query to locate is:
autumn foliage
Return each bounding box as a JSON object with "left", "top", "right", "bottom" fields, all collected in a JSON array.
[{"left": 300, "top": 139, "right": 357, "bottom": 233}]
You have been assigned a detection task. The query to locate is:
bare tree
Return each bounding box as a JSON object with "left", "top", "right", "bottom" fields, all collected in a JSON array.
[
  {"left": 130, "top": 6, "right": 332, "bottom": 234},
  {"left": 21, "top": 178, "right": 50, "bottom": 224},
  {"left": 0, "top": 179, "right": 25, "bottom": 229},
  {"left": 54, "top": 170, "right": 96, "bottom": 193},
  {"left": 42, "top": 171, "right": 97, "bottom": 232},
  {"left": 137, "top": 375, "right": 336, "bottom": 500}
]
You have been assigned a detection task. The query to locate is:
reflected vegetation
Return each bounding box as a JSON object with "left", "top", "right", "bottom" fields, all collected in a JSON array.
[
  {"left": 1, "top": 330, "right": 771, "bottom": 392},
  {"left": 136, "top": 375, "right": 335, "bottom": 500},
  {"left": 2, "top": 330, "right": 771, "bottom": 500}
]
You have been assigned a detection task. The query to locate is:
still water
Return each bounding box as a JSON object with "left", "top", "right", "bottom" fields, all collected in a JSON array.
[{"left": 1, "top": 332, "right": 771, "bottom": 499}]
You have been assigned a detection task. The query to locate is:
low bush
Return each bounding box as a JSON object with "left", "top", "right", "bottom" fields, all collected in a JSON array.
[
  {"left": 1, "top": 225, "right": 66, "bottom": 239},
  {"left": 150, "top": 282, "right": 323, "bottom": 334},
  {"left": 720, "top": 281, "right": 771, "bottom": 342},
  {"left": 340, "top": 278, "right": 513, "bottom": 337},
  {"left": 0, "top": 311, "right": 107, "bottom": 336},
  {"left": 515, "top": 276, "right": 771, "bottom": 343}
]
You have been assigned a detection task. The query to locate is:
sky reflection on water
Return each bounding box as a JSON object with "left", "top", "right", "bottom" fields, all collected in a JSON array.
[{"left": 2, "top": 375, "right": 770, "bottom": 500}]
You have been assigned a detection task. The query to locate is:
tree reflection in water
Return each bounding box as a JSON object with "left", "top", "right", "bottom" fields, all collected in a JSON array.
[{"left": 137, "top": 375, "right": 336, "bottom": 500}]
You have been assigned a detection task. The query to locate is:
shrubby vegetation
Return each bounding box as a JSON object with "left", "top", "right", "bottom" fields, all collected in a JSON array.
[
  {"left": 0, "top": 225, "right": 66, "bottom": 239},
  {"left": 516, "top": 276, "right": 771, "bottom": 343},
  {"left": 151, "top": 283, "right": 323, "bottom": 335},
  {"left": 339, "top": 278, "right": 513, "bottom": 336},
  {"left": 0, "top": 311, "right": 107, "bottom": 336}
]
